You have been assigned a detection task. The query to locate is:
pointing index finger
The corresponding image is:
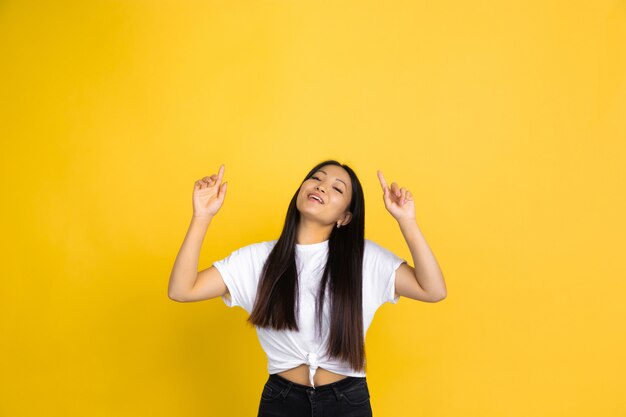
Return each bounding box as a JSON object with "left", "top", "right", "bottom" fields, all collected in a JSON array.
[
  {"left": 217, "top": 164, "right": 225, "bottom": 183},
  {"left": 377, "top": 170, "right": 388, "bottom": 191}
]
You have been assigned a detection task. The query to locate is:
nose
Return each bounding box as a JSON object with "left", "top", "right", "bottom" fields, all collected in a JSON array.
[{"left": 315, "top": 184, "right": 326, "bottom": 193}]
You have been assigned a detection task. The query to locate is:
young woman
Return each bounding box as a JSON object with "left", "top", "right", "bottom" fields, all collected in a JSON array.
[{"left": 168, "top": 159, "right": 446, "bottom": 417}]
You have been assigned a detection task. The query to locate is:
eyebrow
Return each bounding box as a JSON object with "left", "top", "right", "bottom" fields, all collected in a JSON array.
[{"left": 316, "top": 170, "right": 348, "bottom": 188}]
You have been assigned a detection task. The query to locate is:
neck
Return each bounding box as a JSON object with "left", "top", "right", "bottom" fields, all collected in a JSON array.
[{"left": 296, "top": 217, "right": 333, "bottom": 245}]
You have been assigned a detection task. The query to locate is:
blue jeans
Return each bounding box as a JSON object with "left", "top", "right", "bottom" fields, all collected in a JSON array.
[{"left": 257, "top": 373, "right": 373, "bottom": 417}]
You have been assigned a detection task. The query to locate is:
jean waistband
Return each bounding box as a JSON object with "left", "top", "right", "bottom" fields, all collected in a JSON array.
[{"left": 268, "top": 372, "right": 366, "bottom": 392}]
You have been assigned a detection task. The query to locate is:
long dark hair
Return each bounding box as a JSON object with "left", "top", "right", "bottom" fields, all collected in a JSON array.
[{"left": 247, "top": 159, "right": 367, "bottom": 372}]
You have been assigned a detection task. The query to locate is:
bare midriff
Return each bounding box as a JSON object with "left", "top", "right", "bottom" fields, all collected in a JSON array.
[{"left": 277, "top": 364, "right": 349, "bottom": 387}]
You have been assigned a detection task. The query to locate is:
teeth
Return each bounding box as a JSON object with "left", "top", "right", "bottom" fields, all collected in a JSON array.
[{"left": 309, "top": 195, "right": 323, "bottom": 203}]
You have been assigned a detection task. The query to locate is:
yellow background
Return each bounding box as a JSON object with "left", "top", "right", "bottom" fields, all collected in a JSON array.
[{"left": 1, "top": 1, "right": 625, "bottom": 416}]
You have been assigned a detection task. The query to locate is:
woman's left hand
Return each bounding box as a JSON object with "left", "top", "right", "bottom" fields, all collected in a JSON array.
[{"left": 377, "top": 170, "right": 416, "bottom": 223}]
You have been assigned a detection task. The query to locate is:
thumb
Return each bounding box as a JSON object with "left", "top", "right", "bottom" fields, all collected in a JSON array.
[{"left": 218, "top": 182, "right": 227, "bottom": 199}]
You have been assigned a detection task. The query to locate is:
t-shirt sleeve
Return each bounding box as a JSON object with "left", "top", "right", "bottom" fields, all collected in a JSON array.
[
  {"left": 364, "top": 240, "right": 407, "bottom": 308},
  {"left": 212, "top": 242, "right": 267, "bottom": 313}
]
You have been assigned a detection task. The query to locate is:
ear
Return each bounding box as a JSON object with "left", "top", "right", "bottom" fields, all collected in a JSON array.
[{"left": 341, "top": 211, "right": 352, "bottom": 226}]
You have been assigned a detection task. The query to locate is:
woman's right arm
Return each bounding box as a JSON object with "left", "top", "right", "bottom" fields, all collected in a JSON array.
[{"left": 168, "top": 165, "right": 229, "bottom": 302}]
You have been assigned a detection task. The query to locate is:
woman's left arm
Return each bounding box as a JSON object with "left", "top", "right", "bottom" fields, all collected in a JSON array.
[{"left": 377, "top": 170, "right": 447, "bottom": 302}]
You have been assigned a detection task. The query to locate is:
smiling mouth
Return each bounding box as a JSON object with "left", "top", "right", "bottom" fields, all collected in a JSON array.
[{"left": 308, "top": 195, "right": 324, "bottom": 204}]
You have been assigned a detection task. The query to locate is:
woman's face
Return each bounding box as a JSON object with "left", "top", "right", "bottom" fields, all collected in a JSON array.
[{"left": 296, "top": 164, "right": 353, "bottom": 225}]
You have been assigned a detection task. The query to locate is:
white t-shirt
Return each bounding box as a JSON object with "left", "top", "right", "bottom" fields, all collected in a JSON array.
[{"left": 212, "top": 238, "right": 406, "bottom": 387}]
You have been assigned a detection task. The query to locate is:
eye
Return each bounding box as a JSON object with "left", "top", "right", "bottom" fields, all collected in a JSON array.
[{"left": 311, "top": 175, "right": 343, "bottom": 194}]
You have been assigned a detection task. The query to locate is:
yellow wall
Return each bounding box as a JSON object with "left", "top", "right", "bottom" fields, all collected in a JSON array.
[{"left": 1, "top": 1, "right": 625, "bottom": 416}]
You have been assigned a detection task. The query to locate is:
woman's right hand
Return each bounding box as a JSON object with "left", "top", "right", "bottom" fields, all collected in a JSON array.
[{"left": 193, "top": 164, "right": 227, "bottom": 218}]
